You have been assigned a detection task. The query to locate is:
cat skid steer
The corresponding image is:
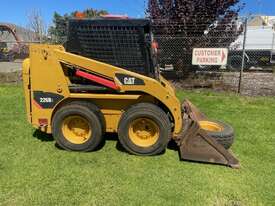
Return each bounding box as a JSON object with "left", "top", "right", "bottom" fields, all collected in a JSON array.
[{"left": 22, "top": 18, "right": 239, "bottom": 168}]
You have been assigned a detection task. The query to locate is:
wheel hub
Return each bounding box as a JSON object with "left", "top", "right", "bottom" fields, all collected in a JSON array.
[
  {"left": 62, "top": 115, "right": 92, "bottom": 144},
  {"left": 129, "top": 118, "right": 160, "bottom": 147}
]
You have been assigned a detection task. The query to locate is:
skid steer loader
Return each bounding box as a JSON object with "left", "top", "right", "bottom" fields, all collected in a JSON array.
[{"left": 22, "top": 18, "right": 240, "bottom": 168}]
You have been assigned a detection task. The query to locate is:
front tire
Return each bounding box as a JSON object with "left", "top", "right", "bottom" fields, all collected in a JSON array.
[
  {"left": 118, "top": 103, "right": 171, "bottom": 156},
  {"left": 52, "top": 103, "right": 103, "bottom": 152}
]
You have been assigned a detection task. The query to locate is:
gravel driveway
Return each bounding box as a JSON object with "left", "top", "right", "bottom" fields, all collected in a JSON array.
[{"left": 0, "top": 61, "right": 22, "bottom": 73}]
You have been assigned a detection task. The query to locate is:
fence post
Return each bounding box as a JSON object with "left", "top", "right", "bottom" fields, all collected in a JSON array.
[{"left": 238, "top": 17, "right": 248, "bottom": 94}]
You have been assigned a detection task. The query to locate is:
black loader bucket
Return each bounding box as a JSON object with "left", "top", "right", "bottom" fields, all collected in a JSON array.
[{"left": 176, "top": 100, "right": 240, "bottom": 169}]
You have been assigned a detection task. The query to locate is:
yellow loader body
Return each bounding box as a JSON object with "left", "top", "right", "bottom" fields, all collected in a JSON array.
[{"left": 23, "top": 44, "right": 182, "bottom": 136}]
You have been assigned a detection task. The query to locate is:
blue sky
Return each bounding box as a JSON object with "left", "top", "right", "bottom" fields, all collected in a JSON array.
[{"left": 0, "top": 0, "right": 274, "bottom": 27}]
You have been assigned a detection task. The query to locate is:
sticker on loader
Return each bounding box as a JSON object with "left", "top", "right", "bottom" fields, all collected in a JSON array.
[
  {"left": 33, "top": 91, "right": 64, "bottom": 109},
  {"left": 116, "top": 74, "right": 145, "bottom": 85}
]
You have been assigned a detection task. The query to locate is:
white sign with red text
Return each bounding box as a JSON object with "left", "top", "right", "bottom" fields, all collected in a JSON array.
[{"left": 192, "top": 48, "right": 228, "bottom": 65}]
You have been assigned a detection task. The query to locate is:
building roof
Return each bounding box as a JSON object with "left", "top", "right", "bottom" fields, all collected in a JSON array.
[{"left": 248, "top": 16, "right": 275, "bottom": 27}]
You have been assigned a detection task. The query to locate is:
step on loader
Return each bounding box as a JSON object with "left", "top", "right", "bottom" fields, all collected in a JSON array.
[{"left": 22, "top": 18, "right": 240, "bottom": 168}]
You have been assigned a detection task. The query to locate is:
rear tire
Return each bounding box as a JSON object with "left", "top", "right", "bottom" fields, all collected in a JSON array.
[
  {"left": 118, "top": 103, "right": 171, "bottom": 156},
  {"left": 52, "top": 103, "right": 103, "bottom": 152}
]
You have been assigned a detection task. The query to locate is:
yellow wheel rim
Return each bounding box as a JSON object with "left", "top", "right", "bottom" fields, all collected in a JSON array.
[
  {"left": 61, "top": 115, "right": 92, "bottom": 144},
  {"left": 199, "top": 121, "right": 223, "bottom": 132},
  {"left": 128, "top": 118, "right": 160, "bottom": 147}
]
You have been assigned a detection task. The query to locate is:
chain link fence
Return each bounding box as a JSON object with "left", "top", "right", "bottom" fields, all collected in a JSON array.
[
  {"left": 152, "top": 15, "right": 275, "bottom": 95},
  {"left": 153, "top": 16, "right": 275, "bottom": 71}
]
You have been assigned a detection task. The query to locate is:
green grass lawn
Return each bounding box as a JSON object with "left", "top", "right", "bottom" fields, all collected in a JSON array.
[{"left": 0, "top": 85, "right": 274, "bottom": 206}]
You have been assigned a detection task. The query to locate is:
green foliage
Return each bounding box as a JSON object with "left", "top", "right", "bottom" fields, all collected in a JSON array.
[{"left": 48, "top": 8, "right": 108, "bottom": 44}]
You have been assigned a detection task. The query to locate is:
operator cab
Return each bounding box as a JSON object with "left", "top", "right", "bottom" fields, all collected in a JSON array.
[{"left": 65, "top": 18, "right": 157, "bottom": 78}]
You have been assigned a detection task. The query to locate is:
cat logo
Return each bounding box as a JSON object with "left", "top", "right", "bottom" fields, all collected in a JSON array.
[
  {"left": 124, "top": 77, "right": 136, "bottom": 85},
  {"left": 116, "top": 74, "right": 145, "bottom": 86}
]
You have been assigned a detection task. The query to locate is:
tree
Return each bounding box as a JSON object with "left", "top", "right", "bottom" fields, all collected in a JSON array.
[
  {"left": 148, "top": 0, "right": 244, "bottom": 71},
  {"left": 48, "top": 8, "right": 108, "bottom": 44},
  {"left": 27, "top": 9, "right": 47, "bottom": 42}
]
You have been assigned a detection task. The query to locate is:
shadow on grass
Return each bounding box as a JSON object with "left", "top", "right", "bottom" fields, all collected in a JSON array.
[
  {"left": 33, "top": 130, "right": 54, "bottom": 142},
  {"left": 32, "top": 130, "right": 126, "bottom": 153},
  {"left": 32, "top": 130, "right": 175, "bottom": 156},
  {"left": 167, "top": 140, "right": 178, "bottom": 151},
  {"left": 103, "top": 133, "right": 127, "bottom": 153},
  {"left": 32, "top": 129, "right": 235, "bottom": 168}
]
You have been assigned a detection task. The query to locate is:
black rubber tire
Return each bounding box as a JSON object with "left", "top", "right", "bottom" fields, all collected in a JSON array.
[
  {"left": 52, "top": 103, "right": 103, "bottom": 152},
  {"left": 118, "top": 103, "right": 171, "bottom": 156},
  {"left": 201, "top": 120, "right": 234, "bottom": 149}
]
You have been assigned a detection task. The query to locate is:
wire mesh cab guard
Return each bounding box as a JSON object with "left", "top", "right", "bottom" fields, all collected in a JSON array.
[{"left": 65, "top": 18, "right": 155, "bottom": 77}]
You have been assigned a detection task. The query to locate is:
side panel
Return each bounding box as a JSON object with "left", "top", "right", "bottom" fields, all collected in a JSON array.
[{"left": 29, "top": 45, "right": 69, "bottom": 132}]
